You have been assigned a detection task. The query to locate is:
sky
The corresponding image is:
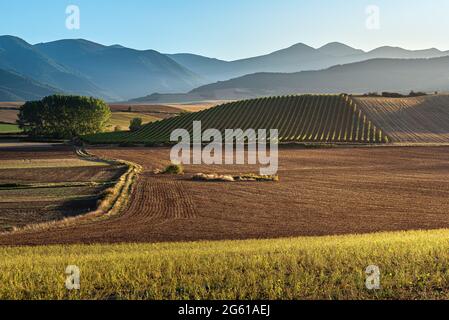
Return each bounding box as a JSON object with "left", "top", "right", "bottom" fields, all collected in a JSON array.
[{"left": 1, "top": 0, "right": 448, "bottom": 60}]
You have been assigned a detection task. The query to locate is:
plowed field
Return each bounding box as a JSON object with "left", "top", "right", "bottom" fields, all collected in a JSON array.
[
  {"left": 354, "top": 95, "right": 449, "bottom": 143},
  {"left": 0, "top": 145, "right": 126, "bottom": 231},
  {"left": 1, "top": 146, "right": 449, "bottom": 245}
]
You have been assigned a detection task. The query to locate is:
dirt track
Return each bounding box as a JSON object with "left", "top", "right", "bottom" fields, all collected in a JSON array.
[{"left": 1, "top": 146, "right": 449, "bottom": 245}]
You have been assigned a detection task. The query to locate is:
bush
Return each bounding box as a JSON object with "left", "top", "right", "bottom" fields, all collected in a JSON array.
[
  {"left": 18, "top": 95, "right": 110, "bottom": 139},
  {"left": 409, "top": 91, "right": 427, "bottom": 97},
  {"left": 129, "top": 118, "right": 143, "bottom": 132},
  {"left": 162, "top": 164, "right": 184, "bottom": 175},
  {"left": 381, "top": 92, "right": 404, "bottom": 98}
]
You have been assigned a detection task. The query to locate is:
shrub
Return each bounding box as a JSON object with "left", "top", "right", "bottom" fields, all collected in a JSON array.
[
  {"left": 129, "top": 118, "right": 143, "bottom": 132},
  {"left": 162, "top": 163, "right": 184, "bottom": 175}
]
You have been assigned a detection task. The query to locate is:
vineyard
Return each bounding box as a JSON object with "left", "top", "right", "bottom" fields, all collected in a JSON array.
[
  {"left": 354, "top": 95, "right": 449, "bottom": 143},
  {"left": 83, "top": 95, "right": 389, "bottom": 144}
]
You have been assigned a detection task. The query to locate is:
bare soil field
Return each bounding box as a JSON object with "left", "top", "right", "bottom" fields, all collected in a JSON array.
[
  {"left": 0, "top": 102, "right": 22, "bottom": 124},
  {"left": 354, "top": 95, "right": 449, "bottom": 143},
  {"left": 0, "top": 166, "right": 123, "bottom": 184},
  {"left": 0, "top": 145, "right": 78, "bottom": 160},
  {"left": 0, "top": 144, "right": 126, "bottom": 232},
  {"left": 1, "top": 146, "right": 449, "bottom": 245}
]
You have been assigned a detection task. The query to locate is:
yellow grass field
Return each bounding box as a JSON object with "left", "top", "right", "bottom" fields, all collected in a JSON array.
[
  {"left": 107, "top": 112, "right": 160, "bottom": 131},
  {"left": 1, "top": 229, "right": 449, "bottom": 300}
]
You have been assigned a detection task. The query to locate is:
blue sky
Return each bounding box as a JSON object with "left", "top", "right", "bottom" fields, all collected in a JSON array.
[{"left": 1, "top": 0, "right": 448, "bottom": 60}]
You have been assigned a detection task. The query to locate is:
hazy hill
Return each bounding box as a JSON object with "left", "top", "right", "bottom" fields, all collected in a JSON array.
[
  {"left": 167, "top": 42, "right": 449, "bottom": 83},
  {"left": 0, "top": 69, "right": 60, "bottom": 101},
  {"left": 35, "top": 39, "right": 205, "bottom": 100},
  {"left": 0, "top": 36, "right": 110, "bottom": 99},
  {"left": 317, "top": 42, "right": 365, "bottom": 57},
  {"left": 189, "top": 57, "right": 449, "bottom": 99}
]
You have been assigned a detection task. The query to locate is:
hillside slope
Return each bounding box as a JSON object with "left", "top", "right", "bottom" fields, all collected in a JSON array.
[
  {"left": 0, "top": 36, "right": 111, "bottom": 99},
  {"left": 84, "top": 95, "right": 389, "bottom": 144},
  {"left": 168, "top": 42, "right": 449, "bottom": 83},
  {"left": 35, "top": 39, "right": 205, "bottom": 100},
  {"left": 187, "top": 57, "right": 449, "bottom": 100},
  {"left": 0, "top": 69, "right": 60, "bottom": 101},
  {"left": 354, "top": 95, "right": 449, "bottom": 143}
]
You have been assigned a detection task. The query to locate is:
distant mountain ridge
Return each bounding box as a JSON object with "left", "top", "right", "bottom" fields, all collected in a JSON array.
[
  {"left": 1, "top": 35, "right": 449, "bottom": 102},
  {"left": 35, "top": 39, "right": 205, "bottom": 100},
  {"left": 134, "top": 56, "right": 449, "bottom": 102},
  {"left": 191, "top": 56, "right": 449, "bottom": 99},
  {"left": 167, "top": 42, "right": 449, "bottom": 83},
  {"left": 0, "top": 35, "right": 205, "bottom": 101},
  {"left": 0, "top": 36, "right": 110, "bottom": 99}
]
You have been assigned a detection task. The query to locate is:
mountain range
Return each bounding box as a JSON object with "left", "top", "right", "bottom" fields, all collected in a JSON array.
[
  {"left": 1, "top": 35, "right": 449, "bottom": 102},
  {"left": 185, "top": 57, "right": 449, "bottom": 100},
  {"left": 167, "top": 42, "right": 448, "bottom": 83}
]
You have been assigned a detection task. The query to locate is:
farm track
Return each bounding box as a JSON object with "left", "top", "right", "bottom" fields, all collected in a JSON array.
[{"left": 2, "top": 146, "right": 449, "bottom": 245}]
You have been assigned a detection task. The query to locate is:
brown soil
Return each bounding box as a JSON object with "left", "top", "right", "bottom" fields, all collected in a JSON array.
[
  {"left": 1, "top": 146, "right": 449, "bottom": 245},
  {"left": 0, "top": 102, "right": 22, "bottom": 124},
  {"left": 354, "top": 95, "right": 449, "bottom": 143},
  {"left": 0, "top": 145, "right": 78, "bottom": 160},
  {"left": 0, "top": 144, "right": 125, "bottom": 232},
  {"left": 0, "top": 109, "right": 19, "bottom": 124}
]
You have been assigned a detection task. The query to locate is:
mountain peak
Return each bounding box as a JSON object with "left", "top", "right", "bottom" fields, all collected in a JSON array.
[
  {"left": 0, "top": 35, "right": 32, "bottom": 47},
  {"left": 286, "top": 42, "right": 315, "bottom": 51},
  {"left": 35, "top": 39, "right": 106, "bottom": 52},
  {"left": 318, "top": 42, "right": 364, "bottom": 57}
]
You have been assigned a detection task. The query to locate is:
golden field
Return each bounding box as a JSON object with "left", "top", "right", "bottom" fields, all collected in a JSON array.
[{"left": 1, "top": 229, "right": 449, "bottom": 300}]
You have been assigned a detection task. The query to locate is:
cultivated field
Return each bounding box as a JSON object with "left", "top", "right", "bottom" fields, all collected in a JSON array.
[
  {"left": 107, "top": 112, "right": 159, "bottom": 131},
  {"left": 109, "top": 104, "right": 185, "bottom": 119},
  {"left": 2, "top": 94, "right": 449, "bottom": 300},
  {"left": 2, "top": 146, "right": 449, "bottom": 245},
  {"left": 0, "top": 102, "right": 21, "bottom": 124},
  {"left": 2, "top": 229, "right": 449, "bottom": 300},
  {"left": 354, "top": 95, "right": 449, "bottom": 143},
  {"left": 85, "top": 95, "right": 389, "bottom": 144},
  {"left": 0, "top": 145, "right": 126, "bottom": 232}
]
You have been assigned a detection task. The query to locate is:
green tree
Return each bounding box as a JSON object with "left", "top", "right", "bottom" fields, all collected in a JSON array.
[
  {"left": 18, "top": 95, "right": 111, "bottom": 139},
  {"left": 129, "top": 117, "right": 143, "bottom": 132}
]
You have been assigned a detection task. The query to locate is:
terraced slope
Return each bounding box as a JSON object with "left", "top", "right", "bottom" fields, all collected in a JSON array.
[
  {"left": 84, "top": 94, "right": 389, "bottom": 144},
  {"left": 354, "top": 95, "right": 449, "bottom": 143}
]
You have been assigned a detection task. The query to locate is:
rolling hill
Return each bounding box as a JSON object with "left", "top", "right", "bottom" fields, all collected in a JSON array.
[
  {"left": 167, "top": 42, "right": 449, "bottom": 83},
  {"left": 84, "top": 94, "right": 389, "bottom": 144},
  {"left": 0, "top": 36, "right": 110, "bottom": 99},
  {"left": 354, "top": 95, "right": 449, "bottom": 143},
  {"left": 35, "top": 39, "right": 205, "bottom": 101},
  {"left": 2, "top": 36, "right": 449, "bottom": 103},
  {"left": 0, "top": 69, "right": 60, "bottom": 101},
  {"left": 181, "top": 57, "right": 449, "bottom": 100}
]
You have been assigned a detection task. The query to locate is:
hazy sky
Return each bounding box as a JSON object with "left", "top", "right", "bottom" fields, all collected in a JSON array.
[{"left": 1, "top": 0, "right": 448, "bottom": 60}]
